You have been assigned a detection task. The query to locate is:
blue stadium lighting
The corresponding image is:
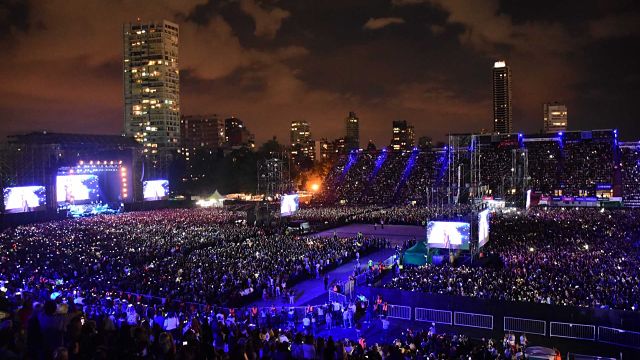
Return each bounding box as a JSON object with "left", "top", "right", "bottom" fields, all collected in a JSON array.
[
  {"left": 558, "top": 132, "right": 563, "bottom": 136},
  {"left": 400, "top": 150, "right": 418, "bottom": 182},
  {"left": 369, "top": 149, "right": 388, "bottom": 181}
]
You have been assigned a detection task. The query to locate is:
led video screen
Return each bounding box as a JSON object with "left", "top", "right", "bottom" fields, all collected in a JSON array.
[
  {"left": 427, "top": 221, "right": 470, "bottom": 250},
  {"left": 143, "top": 180, "right": 169, "bottom": 201},
  {"left": 56, "top": 175, "right": 100, "bottom": 204},
  {"left": 280, "top": 194, "right": 299, "bottom": 216},
  {"left": 3, "top": 186, "right": 47, "bottom": 213},
  {"left": 478, "top": 209, "right": 491, "bottom": 248}
]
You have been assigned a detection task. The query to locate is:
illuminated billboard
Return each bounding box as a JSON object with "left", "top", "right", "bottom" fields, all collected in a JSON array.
[
  {"left": 143, "top": 180, "right": 169, "bottom": 201},
  {"left": 280, "top": 194, "right": 299, "bottom": 216},
  {"left": 3, "top": 186, "right": 47, "bottom": 213},
  {"left": 56, "top": 175, "right": 100, "bottom": 204},
  {"left": 426, "top": 221, "right": 470, "bottom": 250},
  {"left": 478, "top": 209, "right": 491, "bottom": 248}
]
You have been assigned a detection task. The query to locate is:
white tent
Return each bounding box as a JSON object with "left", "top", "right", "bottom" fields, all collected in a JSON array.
[{"left": 196, "top": 190, "right": 225, "bottom": 208}]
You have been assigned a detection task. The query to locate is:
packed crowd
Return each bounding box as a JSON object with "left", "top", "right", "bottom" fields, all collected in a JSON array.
[
  {"left": 0, "top": 208, "right": 387, "bottom": 306},
  {"left": 295, "top": 205, "right": 470, "bottom": 227},
  {"left": 317, "top": 131, "right": 621, "bottom": 206},
  {"left": 621, "top": 144, "right": 640, "bottom": 206},
  {"left": 387, "top": 208, "right": 640, "bottom": 311},
  {"left": 316, "top": 150, "right": 448, "bottom": 206},
  {"left": 0, "top": 286, "right": 536, "bottom": 359}
]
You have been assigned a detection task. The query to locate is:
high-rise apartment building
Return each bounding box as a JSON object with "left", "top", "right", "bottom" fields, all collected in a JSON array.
[
  {"left": 224, "top": 117, "right": 255, "bottom": 148},
  {"left": 345, "top": 111, "right": 360, "bottom": 150},
  {"left": 543, "top": 102, "right": 568, "bottom": 133},
  {"left": 123, "top": 20, "right": 180, "bottom": 177},
  {"left": 290, "top": 120, "right": 311, "bottom": 145},
  {"left": 493, "top": 60, "right": 512, "bottom": 134},
  {"left": 391, "top": 120, "right": 415, "bottom": 151},
  {"left": 180, "top": 115, "right": 224, "bottom": 153},
  {"left": 290, "top": 120, "right": 314, "bottom": 162}
]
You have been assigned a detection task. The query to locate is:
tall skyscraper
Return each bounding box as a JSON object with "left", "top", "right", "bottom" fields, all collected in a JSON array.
[
  {"left": 123, "top": 20, "right": 180, "bottom": 175},
  {"left": 391, "top": 120, "right": 415, "bottom": 151},
  {"left": 543, "top": 102, "right": 568, "bottom": 133},
  {"left": 345, "top": 111, "right": 360, "bottom": 150},
  {"left": 290, "top": 120, "right": 314, "bottom": 162},
  {"left": 492, "top": 60, "right": 512, "bottom": 134}
]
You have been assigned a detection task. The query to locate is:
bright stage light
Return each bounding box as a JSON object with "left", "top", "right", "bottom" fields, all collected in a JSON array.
[{"left": 311, "top": 183, "right": 320, "bottom": 192}]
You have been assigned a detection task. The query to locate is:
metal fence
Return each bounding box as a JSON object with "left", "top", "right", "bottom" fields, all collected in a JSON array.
[
  {"left": 504, "top": 316, "right": 546, "bottom": 336},
  {"left": 387, "top": 304, "right": 412, "bottom": 320},
  {"left": 550, "top": 322, "right": 596, "bottom": 341},
  {"left": 328, "top": 290, "right": 347, "bottom": 304},
  {"left": 415, "top": 307, "right": 453, "bottom": 324},
  {"left": 598, "top": 326, "right": 640, "bottom": 349},
  {"left": 454, "top": 311, "right": 494, "bottom": 329}
]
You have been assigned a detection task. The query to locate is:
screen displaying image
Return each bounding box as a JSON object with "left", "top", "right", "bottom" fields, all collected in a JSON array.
[
  {"left": 56, "top": 175, "right": 100, "bottom": 204},
  {"left": 426, "top": 221, "right": 470, "bottom": 250},
  {"left": 3, "top": 186, "right": 47, "bottom": 213},
  {"left": 143, "top": 180, "right": 169, "bottom": 201},
  {"left": 280, "top": 194, "right": 299, "bottom": 216},
  {"left": 478, "top": 209, "right": 491, "bottom": 248}
]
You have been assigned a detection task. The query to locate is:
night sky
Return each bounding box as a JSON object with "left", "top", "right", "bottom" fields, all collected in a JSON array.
[{"left": 1, "top": 0, "right": 639, "bottom": 145}]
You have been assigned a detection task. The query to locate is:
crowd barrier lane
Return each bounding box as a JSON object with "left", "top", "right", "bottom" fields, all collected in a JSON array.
[
  {"left": 329, "top": 290, "right": 348, "bottom": 305},
  {"left": 597, "top": 326, "right": 640, "bottom": 349},
  {"left": 387, "top": 304, "right": 411, "bottom": 320},
  {"left": 454, "top": 311, "right": 493, "bottom": 330},
  {"left": 550, "top": 322, "right": 596, "bottom": 341},
  {"left": 503, "top": 316, "right": 546, "bottom": 336},
  {"left": 415, "top": 307, "right": 452, "bottom": 325}
]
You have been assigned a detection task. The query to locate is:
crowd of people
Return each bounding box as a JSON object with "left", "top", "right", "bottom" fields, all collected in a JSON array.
[
  {"left": 316, "top": 150, "right": 449, "bottom": 206},
  {"left": 387, "top": 208, "right": 640, "bottom": 311},
  {"left": 316, "top": 132, "right": 620, "bottom": 207},
  {"left": 0, "top": 285, "right": 537, "bottom": 359},
  {"left": 621, "top": 144, "right": 640, "bottom": 206},
  {"left": 294, "top": 205, "right": 470, "bottom": 227},
  {"left": 0, "top": 208, "right": 388, "bottom": 307}
]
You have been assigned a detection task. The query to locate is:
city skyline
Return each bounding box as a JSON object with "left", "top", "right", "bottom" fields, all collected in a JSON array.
[{"left": 1, "top": 1, "right": 640, "bottom": 145}]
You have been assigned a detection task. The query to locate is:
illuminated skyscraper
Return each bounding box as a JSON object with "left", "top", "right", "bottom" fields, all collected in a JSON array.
[
  {"left": 493, "top": 60, "right": 512, "bottom": 134},
  {"left": 345, "top": 111, "right": 360, "bottom": 150},
  {"left": 290, "top": 120, "right": 314, "bottom": 162},
  {"left": 543, "top": 102, "right": 568, "bottom": 133},
  {"left": 123, "top": 20, "right": 180, "bottom": 175},
  {"left": 391, "top": 120, "right": 415, "bottom": 151}
]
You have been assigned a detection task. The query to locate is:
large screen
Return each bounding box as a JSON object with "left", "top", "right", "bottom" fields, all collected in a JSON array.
[
  {"left": 3, "top": 186, "right": 47, "bottom": 213},
  {"left": 280, "top": 194, "right": 299, "bottom": 216},
  {"left": 56, "top": 175, "right": 100, "bottom": 204},
  {"left": 143, "top": 180, "right": 169, "bottom": 201},
  {"left": 478, "top": 209, "right": 491, "bottom": 248},
  {"left": 427, "top": 221, "right": 470, "bottom": 250}
]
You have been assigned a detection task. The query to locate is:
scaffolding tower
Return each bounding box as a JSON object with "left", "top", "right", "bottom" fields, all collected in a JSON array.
[{"left": 257, "top": 153, "right": 291, "bottom": 197}]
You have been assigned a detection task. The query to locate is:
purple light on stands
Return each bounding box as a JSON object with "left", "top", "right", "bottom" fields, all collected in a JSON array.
[{"left": 369, "top": 150, "right": 388, "bottom": 181}]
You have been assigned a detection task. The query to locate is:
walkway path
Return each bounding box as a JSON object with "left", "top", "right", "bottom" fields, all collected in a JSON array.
[{"left": 247, "top": 223, "right": 424, "bottom": 307}]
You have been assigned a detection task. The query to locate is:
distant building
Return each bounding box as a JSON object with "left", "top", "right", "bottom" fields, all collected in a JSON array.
[
  {"left": 334, "top": 137, "right": 347, "bottom": 155},
  {"left": 418, "top": 136, "right": 433, "bottom": 148},
  {"left": 543, "top": 102, "right": 568, "bottom": 133},
  {"left": 181, "top": 115, "right": 224, "bottom": 152},
  {"left": 290, "top": 120, "right": 314, "bottom": 162},
  {"left": 345, "top": 111, "right": 360, "bottom": 150},
  {"left": 315, "top": 138, "right": 335, "bottom": 161},
  {"left": 493, "top": 60, "right": 512, "bottom": 134},
  {"left": 224, "top": 117, "right": 255, "bottom": 148},
  {"left": 391, "top": 120, "right": 415, "bottom": 151},
  {"left": 123, "top": 20, "right": 180, "bottom": 177}
]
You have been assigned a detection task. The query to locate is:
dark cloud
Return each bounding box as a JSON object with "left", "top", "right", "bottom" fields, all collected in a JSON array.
[{"left": 0, "top": 0, "right": 639, "bottom": 145}]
